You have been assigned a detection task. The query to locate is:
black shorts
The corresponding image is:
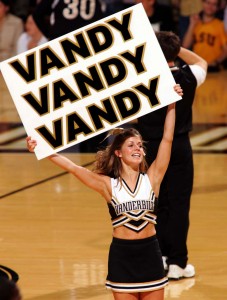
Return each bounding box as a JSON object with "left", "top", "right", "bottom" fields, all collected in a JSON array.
[{"left": 106, "top": 235, "right": 168, "bottom": 293}]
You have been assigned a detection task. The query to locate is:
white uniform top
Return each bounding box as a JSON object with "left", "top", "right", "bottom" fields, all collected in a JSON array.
[{"left": 108, "top": 173, "right": 157, "bottom": 233}]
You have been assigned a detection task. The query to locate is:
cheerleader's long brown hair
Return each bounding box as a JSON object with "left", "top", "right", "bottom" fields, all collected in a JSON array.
[{"left": 93, "top": 127, "right": 148, "bottom": 179}]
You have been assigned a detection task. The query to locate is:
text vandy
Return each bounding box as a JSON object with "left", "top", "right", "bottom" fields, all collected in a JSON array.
[{"left": 8, "top": 10, "right": 161, "bottom": 150}]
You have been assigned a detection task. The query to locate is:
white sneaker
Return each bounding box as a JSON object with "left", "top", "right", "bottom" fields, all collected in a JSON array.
[
  {"left": 167, "top": 264, "right": 195, "bottom": 280},
  {"left": 162, "top": 256, "right": 168, "bottom": 271}
]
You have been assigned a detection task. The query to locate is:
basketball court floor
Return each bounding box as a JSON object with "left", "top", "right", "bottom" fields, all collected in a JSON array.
[{"left": 0, "top": 70, "right": 226, "bottom": 300}]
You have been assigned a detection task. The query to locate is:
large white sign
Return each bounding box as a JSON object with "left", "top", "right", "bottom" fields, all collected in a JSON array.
[{"left": 0, "top": 4, "right": 181, "bottom": 160}]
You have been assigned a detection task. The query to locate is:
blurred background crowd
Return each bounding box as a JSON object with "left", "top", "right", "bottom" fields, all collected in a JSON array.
[{"left": 0, "top": 0, "right": 227, "bottom": 72}]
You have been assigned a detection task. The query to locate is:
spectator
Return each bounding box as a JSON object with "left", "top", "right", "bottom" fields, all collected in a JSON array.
[
  {"left": 136, "top": 0, "right": 177, "bottom": 32},
  {"left": 137, "top": 31, "right": 207, "bottom": 280},
  {"left": 0, "top": 277, "right": 22, "bottom": 300},
  {"left": 0, "top": 0, "right": 24, "bottom": 62},
  {"left": 32, "top": 0, "right": 106, "bottom": 40},
  {"left": 182, "top": 0, "right": 227, "bottom": 72},
  {"left": 17, "top": 14, "right": 48, "bottom": 54}
]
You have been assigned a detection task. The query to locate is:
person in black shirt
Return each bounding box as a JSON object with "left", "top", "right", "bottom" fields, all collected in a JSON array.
[
  {"left": 32, "top": 0, "right": 105, "bottom": 40},
  {"left": 137, "top": 31, "right": 207, "bottom": 280}
]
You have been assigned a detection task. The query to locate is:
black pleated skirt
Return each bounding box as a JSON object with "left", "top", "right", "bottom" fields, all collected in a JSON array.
[{"left": 106, "top": 235, "right": 168, "bottom": 293}]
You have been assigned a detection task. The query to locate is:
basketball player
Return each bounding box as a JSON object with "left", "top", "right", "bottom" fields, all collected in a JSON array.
[{"left": 32, "top": 0, "right": 106, "bottom": 40}]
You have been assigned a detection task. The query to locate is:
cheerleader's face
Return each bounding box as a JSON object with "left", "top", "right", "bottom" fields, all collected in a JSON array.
[{"left": 115, "top": 136, "right": 145, "bottom": 166}]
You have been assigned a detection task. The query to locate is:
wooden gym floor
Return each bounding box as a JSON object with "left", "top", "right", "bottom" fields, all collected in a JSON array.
[{"left": 0, "top": 70, "right": 227, "bottom": 300}]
